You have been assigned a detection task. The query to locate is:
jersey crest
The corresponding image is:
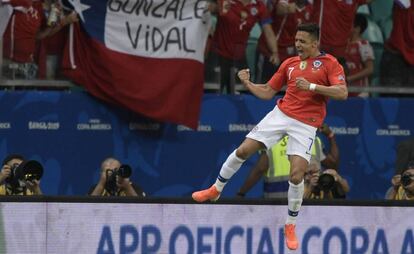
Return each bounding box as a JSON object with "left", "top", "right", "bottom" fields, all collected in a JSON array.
[
  {"left": 299, "top": 61, "right": 307, "bottom": 70},
  {"left": 312, "top": 60, "right": 322, "bottom": 68}
]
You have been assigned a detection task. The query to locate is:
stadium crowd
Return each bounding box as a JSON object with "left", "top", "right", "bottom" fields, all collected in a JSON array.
[{"left": 1, "top": 0, "right": 413, "bottom": 95}]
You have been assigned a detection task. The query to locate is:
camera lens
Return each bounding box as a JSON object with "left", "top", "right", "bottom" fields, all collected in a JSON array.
[
  {"left": 318, "top": 173, "right": 335, "bottom": 191},
  {"left": 401, "top": 174, "right": 412, "bottom": 187},
  {"left": 118, "top": 165, "right": 132, "bottom": 178}
]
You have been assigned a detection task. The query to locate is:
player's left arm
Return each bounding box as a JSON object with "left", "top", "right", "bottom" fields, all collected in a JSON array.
[
  {"left": 295, "top": 78, "right": 348, "bottom": 100},
  {"left": 295, "top": 60, "right": 348, "bottom": 100}
]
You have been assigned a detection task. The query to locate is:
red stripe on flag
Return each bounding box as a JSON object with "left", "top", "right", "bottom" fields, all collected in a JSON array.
[{"left": 62, "top": 23, "right": 204, "bottom": 129}]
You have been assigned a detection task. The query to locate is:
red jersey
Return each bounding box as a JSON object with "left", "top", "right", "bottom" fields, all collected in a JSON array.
[
  {"left": 37, "top": 27, "right": 69, "bottom": 78},
  {"left": 345, "top": 39, "right": 374, "bottom": 96},
  {"left": 3, "top": 1, "right": 45, "bottom": 63},
  {"left": 268, "top": 53, "right": 346, "bottom": 127},
  {"left": 212, "top": 0, "right": 271, "bottom": 60},
  {"left": 386, "top": 0, "right": 414, "bottom": 65},
  {"left": 312, "top": 0, "right": 367, "bottom": 58},
  {"left": 258, "top": 0, "right": 313, "bottom": 61}
]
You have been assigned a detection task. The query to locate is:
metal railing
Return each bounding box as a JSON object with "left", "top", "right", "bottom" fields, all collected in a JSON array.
[
  {"left": 0, "top": 79, "right": 75, "bottom": 89},
  {"left": 0, "top": 79, "right": 414, "bottom": 95},
  {"left": 204, "top": 82, "right": 414, "bottom": 95}
]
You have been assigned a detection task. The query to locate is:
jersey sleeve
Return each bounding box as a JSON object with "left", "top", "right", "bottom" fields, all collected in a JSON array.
[
  {"left": 327, "top": 59, "right": 347, "bottom": 86},
  {"left": 267, "top": 59, "right": 288, "bottom": 90},
  {"left": 258, "top": 1, "right": 272, "bottom": 26}
]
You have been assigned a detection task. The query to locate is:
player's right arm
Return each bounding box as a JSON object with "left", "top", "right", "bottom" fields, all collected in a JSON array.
[
  {"left": 238, "top": 59, "right": 288, "bottom": 99},
  {"left": 238, "top": 69, "right": 278, "bottom": 100}
]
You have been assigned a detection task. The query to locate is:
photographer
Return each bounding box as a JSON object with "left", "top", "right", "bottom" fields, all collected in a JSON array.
[
  {"left": 303, "top": 159, "right": 349, "bottom": 199},
  {"left": 0, "top": 154, "right": 43, "bottom": 195},
  {"left": 89, "top": 157, "right": 145, "bottom": 197},
  {"left": 386, "top": 161, "right": 414, "bottom": 200}
]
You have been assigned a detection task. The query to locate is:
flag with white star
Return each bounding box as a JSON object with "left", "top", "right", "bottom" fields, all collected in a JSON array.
[{"left": 61, "top": 0, "right": 211, "bottom": 128}]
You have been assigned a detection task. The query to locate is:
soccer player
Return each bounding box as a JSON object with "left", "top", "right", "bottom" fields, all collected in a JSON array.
[{"left": 192, "top": 23, "right": 348, "bottom": 250}]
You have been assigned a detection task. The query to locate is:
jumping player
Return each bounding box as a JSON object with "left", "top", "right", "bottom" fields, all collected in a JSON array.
[{"left": 192, "top": 23, "right": 348, "bottom": 250}]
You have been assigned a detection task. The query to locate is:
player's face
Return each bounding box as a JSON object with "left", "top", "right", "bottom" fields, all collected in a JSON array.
[{"left": 295, "top": 31, "right": 318, "bottom": 60}]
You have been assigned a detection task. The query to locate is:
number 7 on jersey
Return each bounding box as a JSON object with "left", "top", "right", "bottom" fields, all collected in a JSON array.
[{"left": 288, "top": 67, "right": 294, "bottom": 80}]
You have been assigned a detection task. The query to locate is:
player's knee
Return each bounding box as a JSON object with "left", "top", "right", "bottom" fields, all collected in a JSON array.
[
  {"left": 289, "top": 168, "right": 305, "bottom": 184},
  {"left": 235, "top": 147, "right": 250, "bottom": 160}
]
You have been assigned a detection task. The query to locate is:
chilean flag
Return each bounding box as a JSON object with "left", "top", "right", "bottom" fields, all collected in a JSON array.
[{"left": 61, "top": 0, "right": 211, "bottom": 128}]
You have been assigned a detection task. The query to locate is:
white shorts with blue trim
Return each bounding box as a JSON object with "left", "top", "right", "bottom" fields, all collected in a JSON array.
[{"left": 246, "top": 106, "right": 317, "bottom": 162}]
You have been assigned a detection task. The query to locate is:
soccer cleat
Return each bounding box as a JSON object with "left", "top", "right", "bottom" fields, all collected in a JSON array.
[
  {"left": 192, "top": 185, "right": 221, "bottom": 202},
  {"left": 284, "top": 224, "right": 299, "bottom": 250}
]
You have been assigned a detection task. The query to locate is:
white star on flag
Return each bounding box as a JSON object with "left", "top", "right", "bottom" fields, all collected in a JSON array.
[{"left": 68, "top": 0, "right": 91, "bottom": 22}]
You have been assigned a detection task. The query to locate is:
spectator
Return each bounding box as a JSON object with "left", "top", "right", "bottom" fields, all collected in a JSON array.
[
  {"left": 89, "top": 157, "right": 146, "bottom": 197},
  {"left": 237, "top": 123, "right": 339, "bottom": 198},
  {"left": 256, "top": 0, "right": 313, "bottom": 83},
  {"left": 385, "top": 161, "right": 414, "bottom": 200},
  {"left": 303, "top": 162, "right": 349, "bottom": 199},
  {"left": 311, "top": 0, "right": 372, "bottom": 58},
  {"left": 395, "top": 137, "right": 414, "bottom": 175},
  {"left": 0, "top": 154, "right": 43, "bottom": 195},
  {"left": 380, "top": 0, "right": 414, "bottom": 94},
  {"left": 0, "top": 0, "right": 32, "bottom": 37},
  {"left": 36, "top": 8, "right": 79, "bottom": 79},
  {"left": 207, "top": 0, "right": 280, "bottom": 94},
  {"left": 344, "top": 13, "right": 374, "bottom": 97},
  {"left": 2, "top": 0, "right": 78, "bottom": 79}
]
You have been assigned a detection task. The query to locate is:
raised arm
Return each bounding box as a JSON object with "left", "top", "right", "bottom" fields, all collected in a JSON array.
[
  {"left": 37, "top": 11, "right": 79, "bottom": 40},
  {"left": 237, "top": 69, "right": 278, "bottom": 100},
  {"left": 262, "top": 24, "right": 280, "bottom": 65},
  {"left": 275, "top": 1, "right": 297, "bottom": 15}
]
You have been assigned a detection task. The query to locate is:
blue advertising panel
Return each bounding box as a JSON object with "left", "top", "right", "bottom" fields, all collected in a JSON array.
[{"left": 0, "top": 91, "right": 411, "bottom": 199}]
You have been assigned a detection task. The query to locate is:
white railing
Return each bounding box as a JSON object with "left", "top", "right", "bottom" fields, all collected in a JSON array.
[{"left": 1, "top": 79, "right": 414, "bottom": 95}]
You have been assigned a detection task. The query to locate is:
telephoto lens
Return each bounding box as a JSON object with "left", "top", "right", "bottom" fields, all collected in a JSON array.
[{"left": 401, "top": 174, "right": 413, "bottom": 187}]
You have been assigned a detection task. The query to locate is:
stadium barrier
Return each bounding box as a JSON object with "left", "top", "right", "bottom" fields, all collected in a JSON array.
[{"left": 0, "top": 197, "right": 413, "bottom": 254}]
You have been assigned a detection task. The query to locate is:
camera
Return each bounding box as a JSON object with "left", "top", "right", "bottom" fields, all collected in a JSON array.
[
  {"left": 401, "top": 174, "right": 413, "bottom": 187},
  {"left": 105, "top": 164, "right": 132, "bottom": 195},
  {"left": 5, "top": 160, "right": 44, "bottom": 186},
  {"left": 317, "top": 173, "right": 335, "bottom": 192}
]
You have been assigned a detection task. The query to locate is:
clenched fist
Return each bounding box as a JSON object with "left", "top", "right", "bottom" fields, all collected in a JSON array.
[
  {"left": 295, "top": 77, "right": 311, "bottom": 90},
  {"left": 237, "top": 69, "right": 250, "bottom": 83}
]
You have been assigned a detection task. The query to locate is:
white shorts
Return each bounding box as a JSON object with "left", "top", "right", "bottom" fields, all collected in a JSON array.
[{"left": 246, "top": 106, "right": 317, "bottom": 162}]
